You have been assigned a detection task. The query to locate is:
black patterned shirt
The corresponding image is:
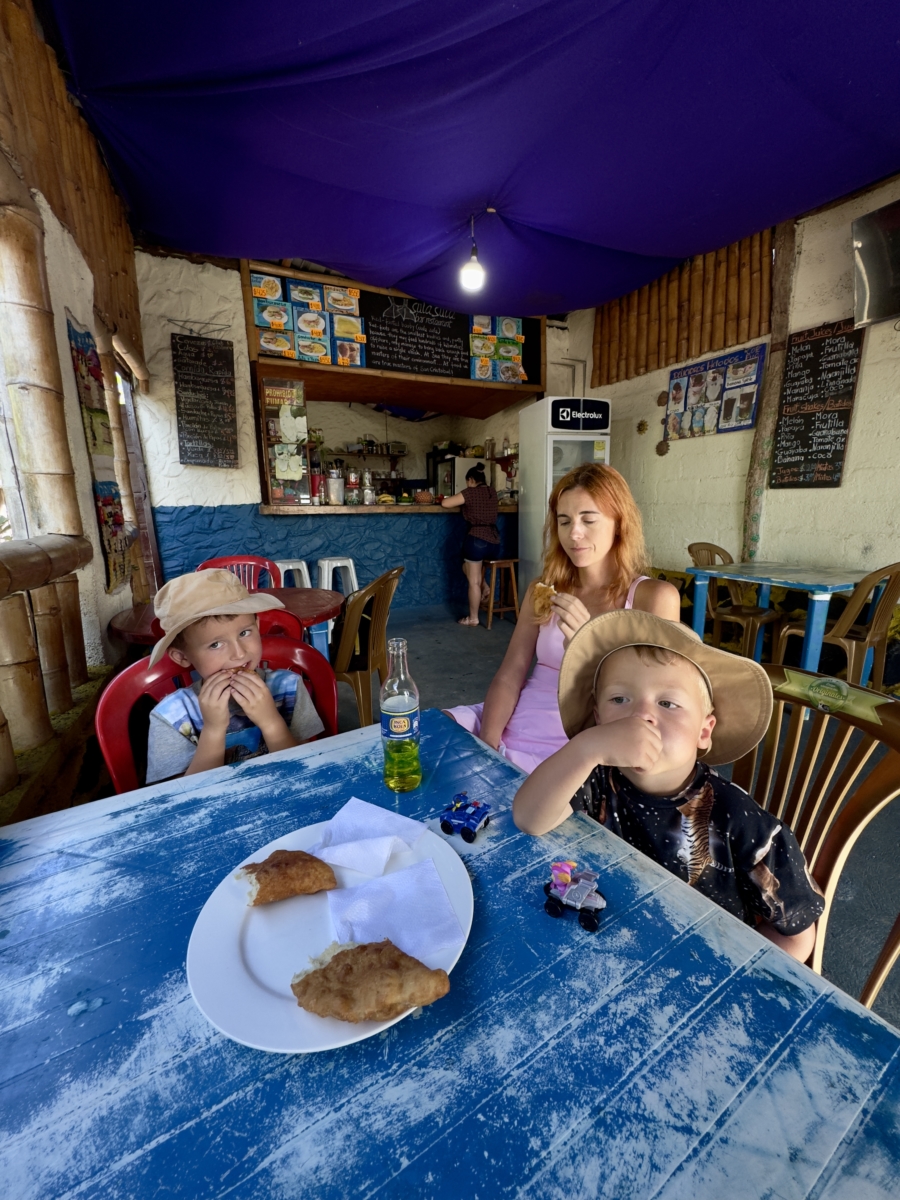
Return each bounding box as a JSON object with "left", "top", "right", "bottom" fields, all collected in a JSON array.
[
  {"left": 461, "top": 484, "right": 500, "bottom": 542},
  {"left": 571, "top": 762, "right": 824, "bottom": 935}
]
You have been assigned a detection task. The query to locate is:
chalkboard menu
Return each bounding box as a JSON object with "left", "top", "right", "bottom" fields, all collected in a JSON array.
[
  {"left": 358, "top": 292, "right": 471, "bottom": 378},
  {"left": 769, "top": 319, "right": 865, "bottom": 489},
  {"left": 171, "top": 334, "right": 239, "bottom": 468}
]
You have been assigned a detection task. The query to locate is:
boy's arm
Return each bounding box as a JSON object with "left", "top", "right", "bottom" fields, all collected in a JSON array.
[
  {"left": 757, "top": 921, "right": 816, "bottom": 964},
  {"left": 513, "top": 717, "right": 662, "bottom": 835},
  {"left": 228, "top": 671, "right": 298, "bottom": 752}
]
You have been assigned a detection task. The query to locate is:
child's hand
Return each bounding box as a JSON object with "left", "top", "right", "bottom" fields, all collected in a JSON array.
[
  {"left": 584, "top": 716, "right": 663, "bottom": 773},
  {"left": 197, "top": 670, "right": 233, "bottom": 732},
  {"left": 228, "top": 669, "right": 280, "bottom": 733}
]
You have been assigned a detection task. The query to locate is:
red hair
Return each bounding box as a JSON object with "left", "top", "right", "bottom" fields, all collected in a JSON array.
[{"left": 537, "top": 463, "right": 649, "bottom": 617}]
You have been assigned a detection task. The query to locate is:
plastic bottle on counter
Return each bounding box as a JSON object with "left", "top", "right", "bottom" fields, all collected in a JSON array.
[{"left": 380, "top": 638, "right": 422, "bottom": 792}]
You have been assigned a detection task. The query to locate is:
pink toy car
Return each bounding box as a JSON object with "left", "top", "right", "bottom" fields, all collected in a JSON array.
[{"left": 543, "top": 860, "right": 607, "bottom": 932}]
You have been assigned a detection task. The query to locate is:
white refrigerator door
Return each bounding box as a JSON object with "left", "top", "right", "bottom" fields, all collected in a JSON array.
[
  {"left": 548, "top": 435, "right": 609, "bottom": 490},
  {"left": 453, "top": 457, "right": 487, "bottom": 493}
]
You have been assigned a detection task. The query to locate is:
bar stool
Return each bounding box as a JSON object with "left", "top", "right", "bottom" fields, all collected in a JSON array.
[
  {"left": 484, "top": 558, "right": 519, "bottom": 630},
  {"left": 274, "top": 559, "right": 312, "bottom": 588}
]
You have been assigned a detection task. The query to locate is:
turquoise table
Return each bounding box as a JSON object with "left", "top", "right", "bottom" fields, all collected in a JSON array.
[
  {"left": 2, "top": 713, "right": 899, "bottom": 1198},
  {"left": 686, "top": 561, "right": 870, "bottom": 672}
]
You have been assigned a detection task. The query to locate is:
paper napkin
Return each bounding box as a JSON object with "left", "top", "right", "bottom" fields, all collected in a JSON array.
[
  {"left": 308, "top": 796, "right": 427, "bottom": 875},
  {"left": 327, "top": 857, "right": 465, "bottom": 962}
]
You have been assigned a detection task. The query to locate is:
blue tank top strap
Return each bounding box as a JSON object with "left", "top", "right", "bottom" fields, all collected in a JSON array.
[{"left": 623, "top": 575, "right": 651, "bottom": 610}]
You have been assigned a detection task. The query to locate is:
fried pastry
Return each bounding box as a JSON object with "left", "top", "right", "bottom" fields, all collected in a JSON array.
[
  {"left": 236, "top": 848, "right": 336, "bottom": 905},
  {"left": 532, "top": 580, "right": 557, "bottom": 619},
  {"left": 291, "top": 939, "right": 450, "bottom": 1023}
]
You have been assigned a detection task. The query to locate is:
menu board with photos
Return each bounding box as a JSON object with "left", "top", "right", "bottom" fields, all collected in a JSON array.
[
  {"left": 769, "top": 319, "right": 865, "bottom": 489},
  {"left": 249, "top": 268, "right": 539, "bottom": 384},
  {"left": 664, "top": 344, "right": 767, "bottom": 441},
  {"left": 171, "top": 334, "right": 239, "bottom": 468}
]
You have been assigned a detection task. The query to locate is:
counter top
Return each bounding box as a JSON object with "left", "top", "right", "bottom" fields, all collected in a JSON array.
[{"left": 258, "top": 503, "right": 518, "bottom": 516}]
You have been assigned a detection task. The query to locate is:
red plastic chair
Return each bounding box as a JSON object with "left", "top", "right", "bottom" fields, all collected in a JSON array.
[
  {"left": 96, "top": 636, "right": 338, "bottom": 794},
  {"left": 196, "top": 556, "right": 282, "bottom": 589},
  {"left": 258, "top": 608, "right": 305, "bottom": 640}
]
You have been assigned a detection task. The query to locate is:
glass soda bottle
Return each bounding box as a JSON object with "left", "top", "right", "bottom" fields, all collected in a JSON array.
[{"left": 380, "top": 638, "right": 422, "bottom": 792}]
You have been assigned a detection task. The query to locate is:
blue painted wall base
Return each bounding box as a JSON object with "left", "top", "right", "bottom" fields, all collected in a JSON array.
[{"left": 152, "top": 505, "right": 519, "bottom": 608}]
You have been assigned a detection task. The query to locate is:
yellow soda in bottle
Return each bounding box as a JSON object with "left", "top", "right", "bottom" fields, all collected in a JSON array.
[{"left": 380, "top": 638, "right": 422, "bottom": 792}]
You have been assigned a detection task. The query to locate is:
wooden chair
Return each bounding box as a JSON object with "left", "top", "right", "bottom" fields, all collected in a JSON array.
[
  {"left": 774, "top": 560, "right": 900, "bottom": 692},
  {"left": 483, "top": 558, "right": 520, "bottom": 630},
  {"left": 196, "top": 555, "right": 282, "bottom": 589},
  {"left": 731, "top": 663, "right": 900, "bottom": 1007},
  {"left": 96, "top": 636, "right": 338, "bottom": 793},
  {"left": 687, "top": 541, "right": 779, "bottom": 659},
  {"left": 330, "top": 566, "right": 404, "bottom": 726}
]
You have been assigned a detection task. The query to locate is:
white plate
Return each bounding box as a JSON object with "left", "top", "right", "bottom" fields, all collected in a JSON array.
[
  {"left": 187, "top": 823, "right": 473, "bottom": 1053},
  {"left": 297, "top": 311, "right": 325, "bottom": 334}
]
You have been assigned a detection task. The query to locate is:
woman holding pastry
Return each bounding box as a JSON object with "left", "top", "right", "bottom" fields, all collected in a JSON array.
[{"left": 444, "top": 463, "right": 680, "bottom": 772}]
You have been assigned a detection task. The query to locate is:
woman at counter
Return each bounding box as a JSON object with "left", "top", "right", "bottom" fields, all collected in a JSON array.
[
  {"left": 445, "top": 463, "right": 680, "bottom": 772},
  {"left": 441, "top": 462, "right": 499, "bottom": 627}
]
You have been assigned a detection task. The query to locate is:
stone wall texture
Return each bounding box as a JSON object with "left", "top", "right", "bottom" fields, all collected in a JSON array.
[{"left": 152, "top": 505, "right": 518, "bottom": 608}]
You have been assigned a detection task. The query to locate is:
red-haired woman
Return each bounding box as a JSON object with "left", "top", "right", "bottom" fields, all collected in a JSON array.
[{"left": 445, "top": 463, "right": 680, "bottom": 772}]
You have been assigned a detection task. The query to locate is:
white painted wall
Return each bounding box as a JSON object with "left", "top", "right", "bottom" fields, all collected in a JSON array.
[
  {"left": 134, "top": 252, "right": 261, "bottom": 507},
  {"left": 36, "top": 193, "right": 130, "bottom": 665}
]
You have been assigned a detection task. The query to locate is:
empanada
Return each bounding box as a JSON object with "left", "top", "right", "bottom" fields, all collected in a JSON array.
[
  {"left": 532, "top": 581, "right": 557, "bottom": 619},
  {"left": 236, "top": 848, "right": 336, "bottom": 905},
  {"left": 291, "top": 939, "right": 450, "bottom": 1023}
]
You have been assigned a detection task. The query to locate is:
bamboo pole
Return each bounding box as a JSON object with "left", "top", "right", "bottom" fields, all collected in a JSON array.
[
  {"left": 599, "top": 303, "right": 610, "bottom": 387},
  {"left": 0, "top": 155, "right": 83, "bottom": 535},
  {"left": 725, "top": 242, "right": 739, "bottom": 346},
  {"left": 55, "top": 572, "right": 89, "bottom": 688},
  {"left": 760, "top": 227, "right": 772, "bottom": 335},
  {"left": 96, "top": 332, "right": 138, "bottom": 527},
  {"left": 30, "top": 582, "right": 72, "bottom": 714},
  {"left": 647, "top": 279, "right": 659, "bottom": 373},
  {"left": 741, "top": 221, "right": 796, "bottom": 561},
  {"left": 712, "top": 247, "right": 728, "bottom": 350},
  {"left": 737, "top": 236, "right": 751, "bottom": 343},
  {"left": 688, "top": 255, "right": 704, "bottom": 360},
  {"left": 617, "top": 297, "right": 628, "bottom": 382},
  {"left": 609, "top": 299, "right": 621, "bottom": 384},
  {"left": 625, "top": 289, "right": 639, "bottom": 379},
  {"left": 658, "top": 272, "right": 668, "bottom": 366},
  {"left": 677, "top": 263, "right": 690, "bottom": 363},
  {"left": 0, "top": 591, "right": 53, "bottom": 749},
  {"left": 0, "top": 533, "right": 92, "bottom": 598},
  {"left": 591, "top": 307, "right": 602, "bottom": 389},
  {"left": 636, "top": 285, "right": 649, "bottom": 375},
  {"left": 700, "top": 251, "right": 715, "bottom": 354},
  {"left": 0, "top": 704, "right": 16, "bottom": 794},
  {"left": 749, "top": 232, "right": 762, "bottom": 340},
  {"left": 666, "top": 268, "right": 679, "bottom": 366}
]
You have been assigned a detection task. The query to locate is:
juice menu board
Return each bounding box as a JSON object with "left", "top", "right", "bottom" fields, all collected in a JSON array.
[
  {"left": 769, "top": 319, "right": 865, "bottom": 489},
  {"left": 171, "top": 334, "right": 239, "bottom": 468},
  {"left": 259, "top": 377, "right": 310, "bottom": 505}
]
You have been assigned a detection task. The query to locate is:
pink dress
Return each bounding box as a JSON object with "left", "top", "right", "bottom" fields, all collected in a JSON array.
[{"left": 446, "top": 576, "right": 650, "bottom": 774}]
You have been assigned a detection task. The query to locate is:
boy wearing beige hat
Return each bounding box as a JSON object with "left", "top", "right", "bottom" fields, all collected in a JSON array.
[
  {"left": 145, "top": 570, "right": 324, "bottom": 783},
  {"left": 513, "top": 610, "right": 823, "bottom": 962}
]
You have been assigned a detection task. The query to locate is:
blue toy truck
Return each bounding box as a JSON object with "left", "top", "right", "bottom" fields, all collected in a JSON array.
[{"left": 439, "top": 793, "right": 491, "bottom": 843}]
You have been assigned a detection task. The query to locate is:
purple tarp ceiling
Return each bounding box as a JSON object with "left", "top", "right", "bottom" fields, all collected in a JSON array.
[{"left": 46, "top": 0, "right": 900, "bottom": 314}]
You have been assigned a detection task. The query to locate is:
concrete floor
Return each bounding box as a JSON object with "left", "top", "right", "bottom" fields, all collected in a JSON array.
[{"left": 336, "top": 603, "right": 899, "bottom": 1029}]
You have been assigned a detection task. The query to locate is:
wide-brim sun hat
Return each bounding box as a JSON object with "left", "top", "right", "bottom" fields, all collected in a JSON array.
[
  {"left": 558, "top": 609, "right": 773, "bottom": 766},
  {"left": 149, "top": 569, "right": 285, "bottom": 666}
]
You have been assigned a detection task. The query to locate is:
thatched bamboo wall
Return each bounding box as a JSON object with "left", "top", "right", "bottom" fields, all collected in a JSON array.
[
  {"left": 0, "top": 0, "right": 144, "bottom": 357},
  {"left": 591, "top": 230, "right": 773, "bottom": 387}
]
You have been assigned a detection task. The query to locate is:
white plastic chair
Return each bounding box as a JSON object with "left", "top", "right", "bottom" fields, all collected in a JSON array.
[
  {"left": 274, "top": 559, "right": 312, "bottom": 588},
  {"left": 317, "top": 557, "right": 359, "bottom": 595}
]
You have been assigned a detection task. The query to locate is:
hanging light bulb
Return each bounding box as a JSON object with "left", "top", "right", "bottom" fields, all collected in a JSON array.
[{"left": 459, "top": 215, "right": 486, "bottom": 292}]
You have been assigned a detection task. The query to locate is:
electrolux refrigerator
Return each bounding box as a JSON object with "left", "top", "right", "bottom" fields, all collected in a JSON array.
[{"left": 518, "top": 396, "right": 612, "bottom": 586}]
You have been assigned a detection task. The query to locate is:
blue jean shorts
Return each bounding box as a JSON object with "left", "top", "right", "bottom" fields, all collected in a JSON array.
[{"left": 463, "top": 535, "right": 499, "bottom": 562}]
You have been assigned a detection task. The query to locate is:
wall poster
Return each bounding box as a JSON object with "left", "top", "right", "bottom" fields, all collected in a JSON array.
[
  {"left": 65, "top": 311, "right": 129, "bottom": 592},
  {"left": 664, "top": 343, "right": 768, "bottom": 441}
]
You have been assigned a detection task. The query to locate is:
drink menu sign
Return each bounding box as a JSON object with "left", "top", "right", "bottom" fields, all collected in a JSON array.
[{"left": 769, "top": 320, "right": 865, "bottom": 489}]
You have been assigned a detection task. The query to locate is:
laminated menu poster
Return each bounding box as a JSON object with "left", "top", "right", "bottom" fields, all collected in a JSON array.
[
  {"left": 665, "top": 344, "right": 767, "bottom": 440},
  {"left": 769, "top": 319, "right": 865, "bottom": 489},
  {"left": 65, "top": 311, "right": 129, "bottom": 592},
  {"left": 171, "top": 334, "right": 239, "bottom": 468}
]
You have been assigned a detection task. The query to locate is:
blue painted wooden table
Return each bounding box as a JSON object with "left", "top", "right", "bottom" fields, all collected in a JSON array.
[
  {"left": 686, "top": 561, "right": 870, "bottom": 671},
  {"left": 2, "top": 712, "right": 899, "bottom": 1199}
]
